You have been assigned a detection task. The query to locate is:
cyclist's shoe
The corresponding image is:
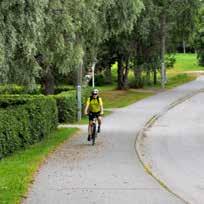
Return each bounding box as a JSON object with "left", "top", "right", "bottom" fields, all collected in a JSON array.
[
  {"left": 97, "top": 126, "right": 101, "bottom": 133},
  {"left": 87, "top": 135, "right": 91, "bottom": 141}
]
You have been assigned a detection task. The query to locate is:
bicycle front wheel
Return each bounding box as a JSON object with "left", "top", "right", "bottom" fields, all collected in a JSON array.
[{"left": 92, "top": 123, "right": 96, "bottom": 146}]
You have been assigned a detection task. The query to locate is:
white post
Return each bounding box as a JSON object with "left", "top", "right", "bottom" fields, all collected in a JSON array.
[
  {"left": 92, "top": 58, "right": 97, "bottom": 88},
  {"left": 92, "top": 62, "right": 96, "bottom": 88},
  {"left": 77, "top": 61, "right": 83, "bottom": 121},
  {"left": 77, "top": 85, "right": 82, "bottom": 121},
  {"left": 161, "top": 62, "right": 165, "bottom": 88}
]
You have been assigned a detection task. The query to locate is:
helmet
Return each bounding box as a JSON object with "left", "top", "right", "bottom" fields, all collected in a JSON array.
[{"left": 92, "top": 89, "right": 99, "bottom": 95}]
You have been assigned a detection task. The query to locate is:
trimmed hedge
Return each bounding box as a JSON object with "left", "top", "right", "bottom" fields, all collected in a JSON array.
[
  {"left": 54, "top": 87, "right": 91, "bottom": 123},
  {"left": 0, "top": 84, "right": 75, "bottom": 95},
  {"left": 54, "top": 85, "right": 74, "bottom": 94},
  {"left": 0, "top": 96, "right": 58, "bottom": 158},
  {"left": 54, "top": 91, "right": 77, "bottom": 123},
  {"left": 0, "top": 84, "right": 41, "bottom": 95}
]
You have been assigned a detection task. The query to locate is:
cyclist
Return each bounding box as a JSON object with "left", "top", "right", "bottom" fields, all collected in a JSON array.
[{"left": 84, "top": 89, "right": 104, "bottom": 141}]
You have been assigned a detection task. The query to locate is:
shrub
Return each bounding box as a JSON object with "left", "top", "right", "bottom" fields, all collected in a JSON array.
[
  {"left": 54, "top": 87, "right": 92, "bottom": 123},
  {"left": 165, "top": 54, "right": 176, "bottom": 68},
  {"left": 89, "top": 74, "right": 107, "bottom": 86},
  {"left": 54, "top": 91, "right": 77, "bottom": 123},
  {"left": 0, "top": 96, "right": 58, "bottom": 159},
  {"left": 54, "top": 85, "right": 74, "bottom": 94},
  {"left": 0, "top": 84, "right": 41, "bottom": 95}
]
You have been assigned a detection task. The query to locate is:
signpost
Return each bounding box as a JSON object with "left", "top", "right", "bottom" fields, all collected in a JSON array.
[
  {"left": 92, "top": 58, "right": 97, "bottom": 88},
  {"left": 77, "top": 62, "right": 83, "bottom": 121}
]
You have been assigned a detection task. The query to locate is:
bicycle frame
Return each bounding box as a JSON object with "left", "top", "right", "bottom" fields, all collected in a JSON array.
[{"left": 91, "top": 115, "right": 98, "bottom": 146}]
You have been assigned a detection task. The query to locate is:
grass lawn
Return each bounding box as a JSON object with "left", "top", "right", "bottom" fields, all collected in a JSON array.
[
  {"left": 164, "top": 73, "right": 196, "bottom": 89},
  {"left": 173, "top": 53, "right": 204, "bottom": 71},
  {"left": 101, "top": 89, "right": 154, "bottom": 109},
  {"left": 0, "top": 128, "right": 78, "bottom": 204},
  {"left": 164, "top": 53, "right": 203, "bottom": 88}
]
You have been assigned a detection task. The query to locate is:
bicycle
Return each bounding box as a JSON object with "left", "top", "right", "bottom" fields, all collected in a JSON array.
[{"left": 89, "top": 113, "right": 98, "bottom": 146}]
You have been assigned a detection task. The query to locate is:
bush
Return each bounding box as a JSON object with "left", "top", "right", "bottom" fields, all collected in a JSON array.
[
  {"left": 0, "top": 94, "right": 47, "bottom": 108},
  {"left": 54, "top": 85, "right": 74, "bottom": 94},
  {"left": 165, "top": 54, "right": 176, "bottom": 68},
  {"left": 0, "top": 84, "right": 41, "bottom": 95},
  {"left": 89, "top": 74, "right": 107, "bottom": 86},
  {"left": 54, "top": 87, "right": 92, "bottom": 123},
  {"left": 54, "top": 91, "right": 77, "bottom": 123},
  {"left": 129, "top": 76, "right": 145, "bottom": 88},
  {"left": 0, "top": 96, "right": 58, "bottom": 159}
]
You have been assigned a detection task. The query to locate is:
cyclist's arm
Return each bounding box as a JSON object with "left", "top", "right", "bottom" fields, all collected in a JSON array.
[
  {"left": 84, "top": 98, "right": 90, "bottom": 115},
  {"left": 99, "top": 98, "right": 104, "bottom": 115}
]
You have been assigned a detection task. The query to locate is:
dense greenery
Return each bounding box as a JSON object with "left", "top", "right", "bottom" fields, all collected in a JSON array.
[
  {"left": 195, "top": 4, "right": 204, "bottom": 66},
  {"left": 0, "top": 96, "right": 58, "bottom": 158},
  {"left": 53, "top": 87, "right": 91, "bottom": 123},
  {"left": 0, "top": 0, "right": 203, "bottom": 91}
]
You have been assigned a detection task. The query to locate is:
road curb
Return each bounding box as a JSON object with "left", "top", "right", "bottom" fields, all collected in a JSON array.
[{"left": 135, "top": 88, "right": 204, "bottom": 204}]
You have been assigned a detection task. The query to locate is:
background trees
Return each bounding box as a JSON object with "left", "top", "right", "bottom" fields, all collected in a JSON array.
[
  {"left": 195, "top": 1, "right": 204, "bottom": 66},
  {"left": 0, "top": 0, "right": 203, "bottom": 92}
]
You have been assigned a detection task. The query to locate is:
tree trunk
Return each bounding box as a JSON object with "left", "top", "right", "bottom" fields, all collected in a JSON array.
[
  {"left": 117, "top": 56, "right": 124, "bottom": 90},
  {"left": 104, "top": 63, "right": 112, "bottom": 84},
  {"left": 134, "top": 65, "right": 143, "bottom": 88},
  {"left": 123, "top": 58, "right": 129, "bottom": 89},
  {"left": 42, "top": 65, "right": 55, "bottom": 95},
  {"left": 146, "top": 65, "right": 151, "bottom": 85},
  {"left": 160, "top": 13, "right": 167, "bottom": 87},
  {"left": 183, "top": 39, "right": 186, "bottom": 54},
  {"left": 153, "top": 68, "right": 157, "bottom": 85}
]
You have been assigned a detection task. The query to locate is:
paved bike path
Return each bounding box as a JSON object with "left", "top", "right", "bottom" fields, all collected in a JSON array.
[{"left": 23, "top": 77, "right": 204, "bottom": 204}]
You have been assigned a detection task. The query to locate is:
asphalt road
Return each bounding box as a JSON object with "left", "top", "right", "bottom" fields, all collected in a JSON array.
[{"left": 23, "top": 77, "right": 204, "bottom": 204}]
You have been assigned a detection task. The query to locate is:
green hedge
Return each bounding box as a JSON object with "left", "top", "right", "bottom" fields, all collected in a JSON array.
[
  {"left": 54, "top": 91, "right": 77, "bottom": 123},
  {"left": 0, "top": 84, "right": 41, "bottom": 95},
  {"left": 54, "top": 87, "right": 91, "bottom": 123},
  {"left": 54, "top": 85, "right": 74, "bottom": 94},
  {"left": 0, "top": 96, "right": 58, "bottom": 158},
  {"left": 0, "top": 84, "right": 75, "bottom": 95}
]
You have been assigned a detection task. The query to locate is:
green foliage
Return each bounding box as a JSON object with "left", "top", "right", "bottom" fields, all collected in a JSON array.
[
  {"left": 54, "top": 87, "right": 91, "bottom": 123},
  {"left": 0, "top": 84, "right": 75, "bottom": 95},
  {"left": 165, "top": 54, "right": 176, "bottom": 68},
  {"left": 0, "top": 84, "right": 41, "bottom": 95},
  {"left": 88, "top": 74, "right": 107, "bottom": 86},
  {"left": 0, "top": 0, "right": 117, "bottom": 87},
  {"left": 54, "top": 85, "right": 74, "bottom": 94},
  {"left": 195, "top": 5, "right": 204, "bottom": 66},
  {"left": 54, "top": 91, "right": 77, "bottom": 123},
  {"left": 0, "top": 96, "right": 58, "bottom": 158},
  {"left": 170, "top": 0, "right": 201, "bottom": 52},
  {"left": 0, "top": 0, "right": 46, "bottom": 84}
]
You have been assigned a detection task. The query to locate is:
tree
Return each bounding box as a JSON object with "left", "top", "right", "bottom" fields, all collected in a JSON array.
[
  {"left": 171, "top": 0, "right": 200, "bottom": 53},
  {"left": 131, "top": 0, "right": 161, "bottom": 87},
  {"left": 0, "top": 0, "right": 116, "bottom": 93},
  {"left": 195, "top": 3, "right": 204, "bottom": 66},
  {"left": 0, "top": 0, "right": 47, "bottom": 85},
  {"left": 97, "top": 0, "right": 144, "bottom": 90}
]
